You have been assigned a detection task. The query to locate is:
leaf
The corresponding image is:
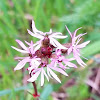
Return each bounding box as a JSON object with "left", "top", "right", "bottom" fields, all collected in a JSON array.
[
  {"left": 0, "top": 86, "right": 31, "bottom": 96},
  {"left": 91, "top": 94, "right": 100, "bottom": 100},
  {"left": 40, "top": 84, "right": 53, "bottom": 100},
  {"left": 82, "top": 40, "right": 100, "bottom": 57}
]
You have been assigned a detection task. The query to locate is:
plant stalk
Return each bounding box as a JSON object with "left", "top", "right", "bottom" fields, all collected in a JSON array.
[{"left": 32, "top": 81, "right": 38, "bottom": 96}]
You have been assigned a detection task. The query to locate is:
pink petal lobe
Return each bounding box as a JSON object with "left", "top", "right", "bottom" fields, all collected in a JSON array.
[
  {"left": 14, "top": 57, "right": 30, "bottom": 71},
  {"left": 11, "top": 46, "right": 28, "bottom": 53},
  {"left": 32, "top": 20, "right": 44, "bottom": 35},
  {"left": 27, "top": 70, "right": 41, "bottom": 82},
  {"left": 73, "top": 27, "right": 82, "bottom": 38},
  {"left": 68, "top": 46, "right": 73, "bottom": 55},
  {"left": 41, "top": 68, "right": 44, "bottom": 86},
  {"left": 27, "top": 29, "right": 44, "bottom": 39},
  {"left": 66, "top": 61, "right": 77, "bottom": 68},
  {"left": 77, "top": 41, "right": 90, "bottom": 49},
  {"left": 65, "top": 25, "right": 72, "bottom": 37},
  {"left": 74, "top": 53, "right": 86, "bottom": 67},
  {"left": 43, "top": 69, "right": 49, "bottom": 81},
  {"left": 16, "top": 39, "right": 27, "bottom": 50},
  {"left": 50, "top": 66, "right": 68, "bottom": 76},
  {"left": 50, "top": 38, "right": 67, "bottom": 49},
  {"left": 47, "top": 67, "right": 61, "bottom": 83}
]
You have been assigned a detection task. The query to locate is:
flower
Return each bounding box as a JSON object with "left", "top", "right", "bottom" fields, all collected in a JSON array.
[
  {"left": 27, "top": 20, "right": 67, "bottom": 51},
  {"left": 12, "top": 39, "right": 68, "bottom": 86},
  {"left": 51, "top": 49, "right": 77, "bottom": 69},
  {"left": 11, "top": 40, "right": 41, "bottom": 71},
  {"left": 27, "top": 60, "right": 68, "bottom": 86},
  {"left": 12, "top": 20, "right": 90, "bottom": 87},
  {"left": 65, "top": 26, "right": 90, "bottom": 67}
]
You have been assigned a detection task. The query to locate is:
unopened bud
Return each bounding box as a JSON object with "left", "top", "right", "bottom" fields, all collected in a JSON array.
[{"left": 42, "top": 36, "right": 50, "bottom": 46}]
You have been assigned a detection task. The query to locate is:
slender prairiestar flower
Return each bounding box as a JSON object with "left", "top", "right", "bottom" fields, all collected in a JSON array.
[
  {"left": 65, "top": 26, "right": 90, "bottom": 67},
  {"left": 27, "top": 60, "right": 68, "bottom": 86},
  {"left": 11, "top": 37, "right": 68, "bottom": 86},
  {"left": 51, "top": 49, "right": 77, "bottom": 69},
  {"left": 12, "top": 20, "right": 90, "bottom": 97},
  {"left": 11, "top": 40, "right": 41, "bottom": 71},
  {"left": 27, "top": 20, "right": 67, "bottom": 51}
]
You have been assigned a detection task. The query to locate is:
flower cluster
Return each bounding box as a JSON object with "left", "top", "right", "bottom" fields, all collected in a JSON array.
[{"left": 12, "top": 20, "right": 90, "bottom": 86}]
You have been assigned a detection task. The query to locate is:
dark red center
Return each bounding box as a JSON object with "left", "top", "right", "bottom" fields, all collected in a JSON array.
[{"left": 41, "top": 46, "right": 53, "bottom": 58}]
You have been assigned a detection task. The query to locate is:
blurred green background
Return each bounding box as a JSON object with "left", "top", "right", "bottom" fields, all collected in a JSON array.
[{"left": 0, "top": 0, "right": 100, "bottom": 100}]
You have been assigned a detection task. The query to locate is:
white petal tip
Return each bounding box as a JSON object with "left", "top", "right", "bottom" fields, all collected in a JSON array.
[
  {"left": 65, "top": 35, "right": 68, "bottom": 38},
  {"left": 88, "top": 41, "right": 90, "bottom": 43},
  {"left": 41, "top": 84, "right": 44, "bottom": 86},
  {"left": 15, "top": 39, "right": 19, "bottom": 42},
  {"left": 27, "top": 79, "right": 32, "bottom": 82},
  {"left": 66, "top": 74, "right": 69, "bottom": 76},
  {"left": 78, "top": 27, "right": 82, "bottom": 29},
  {"left": 14, "top": 68, "right": 17, "bottom": 71},
  {"left": 14, "top": 69, "right": 16, "bottom": 72},
  {"left": 11, "top": 46, "right": 16, "bottom": 49},
  {"left": 32, "top": 20, "right": 35, "bottom": 23},
  {"left": 81, "top": 64, "right": 87, "bottom": 67},
  {"left": 27, "top": 29, "right": 29, "bottom": 31},
  {"left": 65, "top": 25, "right": 67, "bottom": 26}
]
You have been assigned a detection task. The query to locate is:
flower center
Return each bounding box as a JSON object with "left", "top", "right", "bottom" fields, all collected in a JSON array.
[{"left": 41, "top": 46, "right": 53, "bottom": 58}]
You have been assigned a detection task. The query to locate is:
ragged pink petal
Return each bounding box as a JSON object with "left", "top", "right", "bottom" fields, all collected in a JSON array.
[
  {"left": 74, "top": 53, "right": 87, "bottom": 67},
  {"left": 27, "top": 29, "right": 44, "bottom": 39},
  {"left": 47, "top": 67, "right": 61, "bottom": 83},
  {"left": 14, "top": 57, "right": 30, "bottom": 71},
  {"left": 42, "top": 68, "right": 49, "bottom": 81},
  {"left": 73, "top": 27, "right": 82, "bottom": 38},
  {"left": 50, "top": 38, "right": 67, "bottom": 49},
  {"left": 68, "top": 46, "right": 73, "bottom": 55},
  {"left": 27, "top": 69, "right": 41, "bottom": 82},
  {"left": 11, "top": 46, "right": 28, "bottom": 53},
  {"left": 41, "top": 68, "right": 44, "bottom": 86},
  {"left": 77, "top": 41, "right": 90, "bottom": 49},
  {"left": 16, "top": 39, "right": 27, "bottom": 50},
  {"left": 49, "top": 66, "right": 68, "bottom": 76},
  {"left": 75, "top": 33, "right": 87, "bottom": 41},
  {"left": 32, "top": 20, "right": 44, "bottom": 35},
  {"left": 65, "top": 25, "right": 72, "bottom": 38},
  {"left": 25, "top": 40, "right": 30, "bottom": 45}
]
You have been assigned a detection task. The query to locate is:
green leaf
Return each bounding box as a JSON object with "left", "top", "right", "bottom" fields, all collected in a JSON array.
[
  {"left": 40, "top": 84, "right": 53, "bottom": 100},
  {"left": 82, "top": 40, "right": 100, "bottom": 57},
  {"left": 0, "top": 86, "right": 31, "bottom": 96}
]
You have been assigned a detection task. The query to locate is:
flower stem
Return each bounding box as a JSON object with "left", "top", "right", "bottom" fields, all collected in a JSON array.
[
  {"left": 32, "top": 81, "right": 38, "bottom": 96},
  {"left": 30, "top": 74, "right": 39, "bottom": 99}
]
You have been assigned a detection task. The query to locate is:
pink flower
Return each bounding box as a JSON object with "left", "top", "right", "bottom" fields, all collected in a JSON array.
[
  {"left": 28, "top": 60, "right": 68, "bottom": 86},
  {"left": 11, "top": 39, "right": 29, "bottom": 53},
  {"left": 27, "top": 20, "right": 67, "bottom": 51},
  {"left": 11, "top": 40, "right": 41, "bottom": 71},
  {"left": 14, "top": 57, "right": 30, "bottom": 71},
  {"left": 28, "top": 67, "right": 49, "bottom": 86},
  {"left": 12, "top": 39, "right": 68, "bottom": 86},
  {"left": 65, "top": 26, "right": 90, "bottom": 67},
  {"left": 51, "top": 49, "right": 77, "bottom": 69},
  {"left": 12, "top": 20, "right": 90, "bottom": 87}
]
